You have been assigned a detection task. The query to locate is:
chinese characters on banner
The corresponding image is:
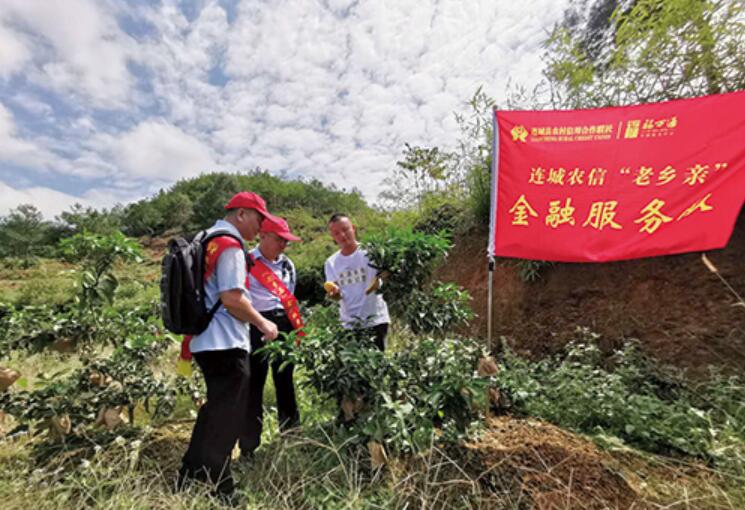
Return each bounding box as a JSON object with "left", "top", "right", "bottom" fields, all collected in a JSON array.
[{"left": 488, "top": 91, "right": 745, "bottom": 262}]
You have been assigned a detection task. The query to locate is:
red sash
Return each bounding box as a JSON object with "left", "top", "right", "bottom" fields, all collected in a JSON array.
[
  {"left": 180, "top": 244, "right": 305, "bottom": 360},
  {"left": 249, "top": 256, "right": 306, "bottom": 342}
]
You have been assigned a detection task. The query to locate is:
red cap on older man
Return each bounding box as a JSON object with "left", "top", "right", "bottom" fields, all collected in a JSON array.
[{"left": 261, "top": 216, "right": 301, "bottom": 242}]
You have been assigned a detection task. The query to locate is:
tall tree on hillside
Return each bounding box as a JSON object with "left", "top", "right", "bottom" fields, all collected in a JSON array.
[
  {"left": 56, "top": 203, "right": 123, "bottom": 235},
  {"left": 0, "top": 204, "right": 50, "bottom": 262},
  {"left": 159, "top": 192, "right": 193, "bottom": 233},
  {"left": 190, "top": 173, "right": 240, "bottom": 230},
  {"left": 379, "top": 143, "right": 456, "bottom": 210},
  {"left": 122, "top": 200, "right": 164, "bottom": 237},
  {"left": 545, "top": 0, "right": 745, "bottom": 108}
]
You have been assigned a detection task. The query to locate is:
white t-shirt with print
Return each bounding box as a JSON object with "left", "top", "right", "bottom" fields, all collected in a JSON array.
[{"left": 324, "top": 247, "right": 389, "bottom": 329}]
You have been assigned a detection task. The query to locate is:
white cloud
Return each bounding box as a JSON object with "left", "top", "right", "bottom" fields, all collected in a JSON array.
[
  {"left": 99, "top": 119, "right": 216, "bottom": 182},
  {"left": 9, "top": 92, "right": 53, "bottom": 117},
  {"left": 0, "top": 103, "right": 60, "bottom": 170},
  {"left": 0, "top": 0, "right": 571, "bottom": 209},
  {"left": 0, "top": 22, "right": 30, "bottom": 76},
  {"left": 0, "top": 0, "right": 134, "bottom": 107},
  {"left": 0, "top": 180, "right": 136, "bottom": 219}
]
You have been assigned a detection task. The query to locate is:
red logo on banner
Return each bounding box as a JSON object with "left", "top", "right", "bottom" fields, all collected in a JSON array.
[{"left": 489, "top": 91, "right": 745, "bottom": 262}]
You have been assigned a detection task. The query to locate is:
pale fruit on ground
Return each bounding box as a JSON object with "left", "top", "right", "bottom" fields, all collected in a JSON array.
[
  {"left": 340, "top": 395, "right": 364, "bottom": 422},
  {"left": 48, "top": 415, "right": 72, "bottom": 439},
  {"left": 488, "top": 387, "right": 501, "bottom": 407},
  {"left": 95, "top": 406, "right": 129, "bottom": 430},
  {"left": 0, "top": 367, "right": 21, "bottom": 391},
  {"left": 477, "top": 357, "right": 499, "bottom": 377},
  {"left": 368, "top": 441, "right": 388, "bottom": 468},
  {"left": 51, "top": 338, "right": 75, "bottom": 353},
  {"left": 89, "top": 372, "right": 113, "bottom": 387}
]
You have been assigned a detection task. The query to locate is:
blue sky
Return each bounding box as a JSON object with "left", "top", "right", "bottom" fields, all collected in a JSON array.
[{"left": 0, "top": 0, "right": 569, "bottom": 218}]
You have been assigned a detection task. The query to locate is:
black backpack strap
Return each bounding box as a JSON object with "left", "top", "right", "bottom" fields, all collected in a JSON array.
[
  {"left": 205, "top": 299, "right": 222, "bottom": 323},
  {"left": 201, "top": 228, "right": 243, "bottom": 247}
]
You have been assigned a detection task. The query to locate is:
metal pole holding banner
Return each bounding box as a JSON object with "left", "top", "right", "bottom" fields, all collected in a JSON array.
[
  {"left": 487, "top": 108, "right": 500, "bottom": 353},
  {"left": 487, "top": 255, "right": 495, "bottom": 350}
]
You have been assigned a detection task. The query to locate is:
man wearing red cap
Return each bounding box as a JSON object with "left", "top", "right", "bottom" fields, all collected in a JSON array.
[
  {"left": 238, "top": 216, "right": 304, "bottom": 462},
  {"left": 178, "top": 191, "right": 280, "bottom": 499}
]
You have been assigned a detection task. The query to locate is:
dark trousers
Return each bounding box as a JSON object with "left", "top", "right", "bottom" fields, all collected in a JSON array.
[
  {"left": 239, "top": 310, "right": 300, "bottom": 456},
  {"left": 353, "top": 323, "right": 388, "bottom": 351},
  {"left": 178, "top": 348, "right": 251, "bottom": 496}
]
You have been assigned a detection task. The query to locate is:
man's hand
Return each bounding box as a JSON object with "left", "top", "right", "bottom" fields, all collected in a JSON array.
[
  {"left": 365, "top": 270, "right": 391, "bottom": 295},
  {"left": 259, "top": 319, "right": 279, "bottom": 342},
  {"left": 324, "top": 281, "right": 342, "bottom": 301},
  {"left": 365, "top": 275, "right": 382, "bottom": 295},
  {"left": 220, "top": 288, "right": 279, "bottom": 341}
]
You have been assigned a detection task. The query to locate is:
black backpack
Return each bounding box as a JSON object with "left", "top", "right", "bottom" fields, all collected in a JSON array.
[{"left": 160, "top": 229, "right": 251, "bottom": 335}]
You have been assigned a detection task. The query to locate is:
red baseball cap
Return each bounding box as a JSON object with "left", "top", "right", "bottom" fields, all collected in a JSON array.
[
  {"left": 261, "top": 216, "right": 301, "bottom": 242},
  {"left": 224, "top": 191, "right": 280, "bottom": 222}
]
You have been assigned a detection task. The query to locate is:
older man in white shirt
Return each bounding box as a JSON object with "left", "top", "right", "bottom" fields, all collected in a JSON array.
[{"left": 239, "top": 216, "right": 303, "bottom": 462}]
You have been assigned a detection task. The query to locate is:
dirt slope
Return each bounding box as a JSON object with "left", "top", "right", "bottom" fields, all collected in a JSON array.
[
  {"left": 439, "top": 211, "right": 745, "bottom": 374},
  {"left": 464, "top": 417, "right": 640, "bottom": 509}
]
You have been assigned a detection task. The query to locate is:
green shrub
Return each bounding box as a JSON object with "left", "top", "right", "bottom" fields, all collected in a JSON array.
[
  {"left": 0, "top": 341, "right": 179, "bottom": 437},
  {"left": 261, "top": 306, "right": 492, "bottom": 454},
  {"left": 360, "top": 227, "right": 474, "bottom": 337},
  {"left": 0, "top": 256, "right": 41, "bottom": 270},
  {"left": 404, "top": 283, "right": 474, "bottom": 335},
  {"left": 413, "top": 199, "right": 461, "bottom": 237},
  {"left": 0, "top": 303, "right": 69, "bottom": 355},
  {"left": 495, "top": 329, "right": 745, "bottom": 463},
  {"left": 361, "top": 227, "right": 451, "bottom": 313},
  {"left": 294, "top": 265, "right": 325, "bottom": 306},
  {"left": 466, "top": 161, "right": 492, "bottom": 228},
  {"left": 59, "top": 231, "right": 143, "bottom": 308},
  {"left": 0, "top": 299, "right": 165, "bottom": 356}
]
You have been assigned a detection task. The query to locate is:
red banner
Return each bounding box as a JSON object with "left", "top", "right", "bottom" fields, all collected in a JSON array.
[{"left": 489, "top": 91, "right": 745, "bottom": 262}]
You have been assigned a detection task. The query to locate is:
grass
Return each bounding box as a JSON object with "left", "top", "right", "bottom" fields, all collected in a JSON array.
[
  {"left": 3, "top": 415, "right": 744, "bottom": 509},
  {"left": 0, "top": 259, "right": 76, "bottom": 306},
  {"left": 0, "top": 256, "right": 159, "bottom": 309},
  {"left": 3, "top": 256, "right": 745, "bottom": 508},
  {"left": 0, "top": 350, "right": 84, "bottom": 392},
  {"left": 3, "top": 342, "right": 745, "bottom": 508}
]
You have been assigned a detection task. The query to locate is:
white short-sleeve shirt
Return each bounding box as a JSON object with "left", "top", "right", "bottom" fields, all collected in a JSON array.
[
  {"left": 324, "top": 246, "right": 389, "bottom": 329},
  {"left": 247, "top": 247, "right": 296, "bottom": 312},
  {"left": 189, "top": 220, "right": 252, "bottom": 354}
]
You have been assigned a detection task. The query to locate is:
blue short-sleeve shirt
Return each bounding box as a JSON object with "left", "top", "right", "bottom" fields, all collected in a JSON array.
[{"left": 189, "top": 219, "right": 252, "bottom": 354}]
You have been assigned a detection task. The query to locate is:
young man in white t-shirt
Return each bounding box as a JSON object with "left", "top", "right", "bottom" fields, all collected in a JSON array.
[{"left": 324, "top": 213, "right": 390, "bottom": 350}]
